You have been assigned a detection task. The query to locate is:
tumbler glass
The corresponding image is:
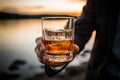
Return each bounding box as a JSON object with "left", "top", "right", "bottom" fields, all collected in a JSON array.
[{"left": 41, "top": 17, "right": 74, "bottom": 62}]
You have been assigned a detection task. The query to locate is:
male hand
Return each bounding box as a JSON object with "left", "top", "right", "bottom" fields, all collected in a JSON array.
[{"left": 34, "top": 37, "right": 80, "bottom": 67}]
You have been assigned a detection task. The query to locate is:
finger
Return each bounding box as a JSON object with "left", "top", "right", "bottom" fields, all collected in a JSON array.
[
  {"left": 34, "top": 46, "right": 43, "bottom": 63},
  {"left": 34, "top": 46, "right": 47, "bottom": 63},
  {"left": 35, "top": 37, "right": 44, "bottom": 47},
  {"left": 73, "top": 44, "right": 80, "bottom": 55},
  {"left": 35, "top": 37, "right": 42, "bottom": 45},
  {"left": 34, "top": 46, "right": 41, "bottom": 57},
  {"left": 35, "top": 37, "right": 45, "bottom": 52}
]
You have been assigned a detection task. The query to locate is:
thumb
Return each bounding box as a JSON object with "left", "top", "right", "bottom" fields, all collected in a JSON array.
[{"left": 73, "top": 44, "right": 80, "bottom": 55}]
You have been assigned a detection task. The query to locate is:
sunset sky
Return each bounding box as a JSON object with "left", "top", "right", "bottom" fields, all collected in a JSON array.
[{"left": 0, "top": 0, "right": 86, "bottom": 16}]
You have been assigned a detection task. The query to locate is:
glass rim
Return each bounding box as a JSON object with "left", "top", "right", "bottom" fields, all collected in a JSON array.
[{"left": 41, "top": 16, "right": 74, "bottom": 20}]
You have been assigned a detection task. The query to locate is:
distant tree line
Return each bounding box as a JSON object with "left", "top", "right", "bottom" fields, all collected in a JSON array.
[{"left": 0, "top": 12, "right": 77, "bottom": 19}]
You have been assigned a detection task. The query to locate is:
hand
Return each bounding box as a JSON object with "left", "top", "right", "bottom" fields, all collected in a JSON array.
[{"left": 34, "top": 37, "right": 80, "bottom": 67}]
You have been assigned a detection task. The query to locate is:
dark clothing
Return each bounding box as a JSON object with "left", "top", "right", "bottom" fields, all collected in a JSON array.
[
  {"left": 45, "top": 0, "right": 120, "bottom": 79},
  {"left": 96, "top": 67, "right": 120, "bottom": 80},
  {"left": 75, "top": 0, "right": 119, "bottom": 80},
  {"left": 112, "top": 10, "right": 120, "bottom": 63},
  {"left": 106, "top": 10, "right": 120, "bottom": 78}
]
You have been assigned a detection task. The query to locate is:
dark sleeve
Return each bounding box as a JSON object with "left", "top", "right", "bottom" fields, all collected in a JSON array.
[{"left": 75, "top": 0, "right": 96, "bottom": 53}]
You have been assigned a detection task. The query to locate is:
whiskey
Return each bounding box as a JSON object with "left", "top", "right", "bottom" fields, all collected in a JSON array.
[
  {"left": 44, "top": 39, "right": 73, "bottom": 54},
  {"left": 43, "top": 29, "right": 74, "bottom": 62}
]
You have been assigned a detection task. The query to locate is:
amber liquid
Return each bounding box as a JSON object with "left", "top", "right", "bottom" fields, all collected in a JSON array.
[
  {"left": 43, "top": 29, "right": 74, "bottom": 62},
  {"left": 44, "top": 39, "right": 73, "bottom": 62},
  {"left": 44, "top": 39, "right": 73, "bottom": 54}
]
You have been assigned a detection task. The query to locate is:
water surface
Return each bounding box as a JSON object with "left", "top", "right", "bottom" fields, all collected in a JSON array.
[{"left": 0, "top": 19, "right": 43, "bottom": 79}]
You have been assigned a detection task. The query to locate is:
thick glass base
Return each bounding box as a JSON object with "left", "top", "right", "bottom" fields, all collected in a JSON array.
[{"left": 47, "top": 53, "right": 73, "bottom": 62}]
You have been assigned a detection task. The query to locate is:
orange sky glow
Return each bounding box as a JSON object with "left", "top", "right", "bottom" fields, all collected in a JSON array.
[{"left": 0, "top": 0, "right": 86, "bottom": 16}]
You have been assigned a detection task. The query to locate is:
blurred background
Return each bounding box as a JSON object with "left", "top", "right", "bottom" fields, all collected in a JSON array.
[{"left": 0, "top": 0, "right": 96, "bottom": 80}]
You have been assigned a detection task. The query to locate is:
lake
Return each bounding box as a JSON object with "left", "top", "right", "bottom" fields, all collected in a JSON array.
[{"left": 0, "top": 19, "right": 95, "bottom": 79}]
